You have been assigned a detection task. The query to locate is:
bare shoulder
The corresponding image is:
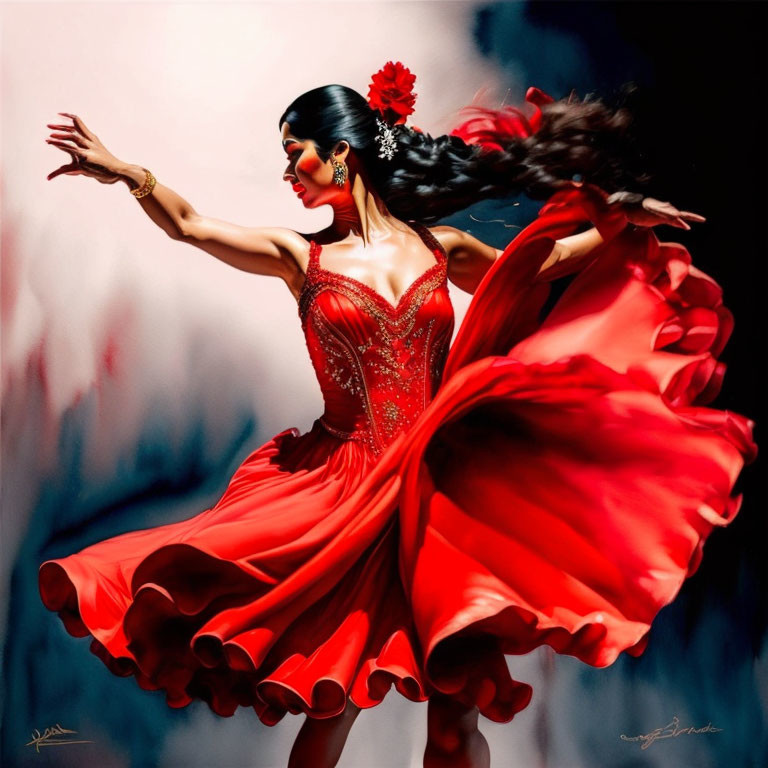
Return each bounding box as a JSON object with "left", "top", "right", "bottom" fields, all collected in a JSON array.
[
  {"left": 260, "top": 227, "right": 313, "bottom": 265},
  {"left": 229, "top": 225, "right": 312, "bottom": 281},
  {"left": 426, "top": 225, "right": 497, "bottom": 261},
  {"left": 426, "top": 224, "right": 501, "bottom": 295},
  {"left": 426, "top": 225, "right": 464, "bottom": 257}
]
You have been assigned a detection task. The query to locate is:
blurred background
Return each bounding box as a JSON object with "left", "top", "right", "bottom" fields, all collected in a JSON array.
[{"left": 2, "top": 1, "right": 766, "bottom": 766}]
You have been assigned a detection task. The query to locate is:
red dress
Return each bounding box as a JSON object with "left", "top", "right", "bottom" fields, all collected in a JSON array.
[{"left": 38, "top": 183, "right": 757, "bottom": 727}]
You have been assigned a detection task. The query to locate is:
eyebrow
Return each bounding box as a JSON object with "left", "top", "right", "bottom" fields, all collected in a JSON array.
[{"left": 282, "top": 138, "right": 299, "bottom": 149}]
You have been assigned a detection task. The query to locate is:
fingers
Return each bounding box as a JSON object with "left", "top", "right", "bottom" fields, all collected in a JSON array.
[
  {"left": 47, "top": 123, "right": 79, "bottom": 133},
  {"left": 654, "top": 200, "right": 706, "bottom": 222},
  {"left": 667, "top": 209, "right": 705, "bottom": 227},
  {"left": 644, "top": 199, "right": 705, "bottom": 229},
  {"left": 656, "top": 213, "right": 691, "bottom": 230},
  {"left": 57, "top": 111, "right": 95, "bottom": 140},
  {"left": 47, "top": 131, "right": 87, "bottom": 147},
  {"left": 45, "top": 135, "right": 87, "bottom": 178},
  {"left": 47, "top": 163, "right": 81, "bottom": 181},
  {"left": 45, "top": 138, "right": 85, "bottom": 161},
  {"left": 46, "top": 112, "right": 93, "bottom": 172},
  {"left": 45, "top": 138, "right": 76, "bottom": 152}
]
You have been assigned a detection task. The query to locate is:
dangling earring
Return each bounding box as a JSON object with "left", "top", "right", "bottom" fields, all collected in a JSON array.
[{"left": 331, "top": 155, "right": 348, "bottom": 187}]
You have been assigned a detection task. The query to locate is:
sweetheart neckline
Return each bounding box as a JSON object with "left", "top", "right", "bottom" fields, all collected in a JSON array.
[{"left": 300, "top": 227, "right": 448, "bottom": 316}]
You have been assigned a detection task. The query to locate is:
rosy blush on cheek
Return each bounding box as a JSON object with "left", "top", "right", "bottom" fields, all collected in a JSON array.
[{"left": 297, "top": 155, "right": 323, "bottom": 174}]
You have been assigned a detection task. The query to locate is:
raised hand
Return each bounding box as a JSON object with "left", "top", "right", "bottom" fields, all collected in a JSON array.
[
  {"left": 607, "top": 191, "right": 706, "bottom": 230},
  {"left": 45, "top": 112, "right": 124, "bottom": 184}
]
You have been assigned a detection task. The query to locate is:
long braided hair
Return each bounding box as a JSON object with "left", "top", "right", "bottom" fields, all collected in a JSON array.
[{"left": 278, "top": 83, "right": 649, "bottom": 225}]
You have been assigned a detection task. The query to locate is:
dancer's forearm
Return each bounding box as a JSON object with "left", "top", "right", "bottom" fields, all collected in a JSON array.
[
  {"left": 537, "top": 226, "right": 606, "bottom": 280},
  {"left": 559, "top": 226, "right": 605, "bottom": 259},
  {"left": 117, "top": 162, "right": 197, "bottom": 240}
]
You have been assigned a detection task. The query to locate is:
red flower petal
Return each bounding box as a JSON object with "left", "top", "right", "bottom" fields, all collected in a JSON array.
[{"left": 367, "top": 61, "right": 418, "bottom": 124}]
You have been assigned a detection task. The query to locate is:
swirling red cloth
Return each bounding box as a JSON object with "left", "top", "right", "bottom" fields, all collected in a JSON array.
[{"left": 449, "top": 86, "right": 555, "bottom": 150}]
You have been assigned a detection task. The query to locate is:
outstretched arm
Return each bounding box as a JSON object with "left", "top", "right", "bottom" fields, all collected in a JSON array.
[
  {"left": 433, "top": 195, "right": 705, "bottom": 294},
  {"left": 537, "top": 194, "right": 706, "bottom": 281},
  {"left": 534, "top": 226, "right": 606, "bottom": 281},
  {"left": 46, "top": 112, "right": 309, "bottom": 294},
  {"left": 433, "top": 224, "right": 607, "bottom": 295},
  {"left": 117, "top": 164, "right": 310, "bottom": 289}
]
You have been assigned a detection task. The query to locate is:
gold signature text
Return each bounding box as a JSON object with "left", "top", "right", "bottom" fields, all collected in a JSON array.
[
  {"left": 25, "top": 723, "right": 94, "bottom": 753},
  {"left": 620, "top": 715, "right": 723, "bottom": 749}
]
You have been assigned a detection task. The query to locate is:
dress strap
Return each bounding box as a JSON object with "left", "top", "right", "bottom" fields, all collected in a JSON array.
[
  {"left": 306, "top": 239, "right": 321, "bottom": 276},
  {"left": 298, "top": 241, "right": 320, "bottom": 311},
  {"left": 411, "top": 223, "right": 448, "bottom": 262}
]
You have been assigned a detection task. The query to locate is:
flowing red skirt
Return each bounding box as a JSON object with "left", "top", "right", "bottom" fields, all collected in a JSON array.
[{"left": 39, "top": 183, "right": 757, "bottom": 725}]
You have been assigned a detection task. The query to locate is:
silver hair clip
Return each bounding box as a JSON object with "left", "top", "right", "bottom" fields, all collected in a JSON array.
[{"left": 375, "top": 118, "right": 399, "bottom": 161}]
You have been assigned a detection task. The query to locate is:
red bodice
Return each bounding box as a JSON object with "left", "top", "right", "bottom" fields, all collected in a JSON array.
[{"left": 298, "top": 224, "right": 454, "bottom": 457}]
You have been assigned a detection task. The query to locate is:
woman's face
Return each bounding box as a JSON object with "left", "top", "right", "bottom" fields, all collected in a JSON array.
[{"left": 280, "top": 122, "right": 350, "bottom": 208}]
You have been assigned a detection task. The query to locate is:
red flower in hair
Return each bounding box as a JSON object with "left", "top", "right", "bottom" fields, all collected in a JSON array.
[{"left": 367, "top": 61, "right": 417, "bottom": 125}]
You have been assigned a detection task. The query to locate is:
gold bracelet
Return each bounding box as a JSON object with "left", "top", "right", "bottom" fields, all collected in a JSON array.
[{"left": 130, "top": 168, "right": 157, "bottom": 198}]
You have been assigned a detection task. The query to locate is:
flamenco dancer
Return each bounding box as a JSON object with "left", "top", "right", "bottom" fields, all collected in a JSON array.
[{"left": 41, "top": 61, "right": 757, "bottom": 768}]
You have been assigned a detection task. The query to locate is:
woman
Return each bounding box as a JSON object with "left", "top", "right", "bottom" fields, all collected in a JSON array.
[{"left": 40, "top": 62, "right": 757, "bottom": 768}]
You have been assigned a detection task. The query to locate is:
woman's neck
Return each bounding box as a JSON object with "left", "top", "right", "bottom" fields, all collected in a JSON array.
[{"left": 327, "top": 172, "right": 405, "bottom": 245}]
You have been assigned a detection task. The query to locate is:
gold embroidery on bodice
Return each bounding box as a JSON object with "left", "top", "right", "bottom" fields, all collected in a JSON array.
[{"left": 298, "top": 224, "right": 455, "bottom": 457}]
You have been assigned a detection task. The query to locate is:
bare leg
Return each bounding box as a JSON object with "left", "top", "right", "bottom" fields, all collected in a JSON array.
[
  {"left": 287, "top": 701, "right": 362, "bottom": 768},
  {"left": 423, "top": 692, "right": 490, "bottom": 768}
]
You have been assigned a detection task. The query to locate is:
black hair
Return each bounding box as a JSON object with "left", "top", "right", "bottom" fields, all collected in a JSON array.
[{"left": 278, "top": 84, "right": 650, "bottom": 225}]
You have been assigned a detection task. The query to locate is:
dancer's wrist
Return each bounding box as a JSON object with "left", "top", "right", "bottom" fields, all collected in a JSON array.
[{"left": 116, "top": 162, "right": 148, "bottom": 191}]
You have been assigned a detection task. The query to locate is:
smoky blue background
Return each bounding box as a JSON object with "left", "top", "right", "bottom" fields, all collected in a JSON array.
[{"left": 5, "top": 2, "right": 766, "bottom": 767}]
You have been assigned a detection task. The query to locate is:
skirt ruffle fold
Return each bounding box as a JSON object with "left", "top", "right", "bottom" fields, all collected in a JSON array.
[
  {"left": 40, "top": 422, "right": 429, "bottom": 723},
  {"left": 393, "top": 183, "right": 757, "bottom": 721}
]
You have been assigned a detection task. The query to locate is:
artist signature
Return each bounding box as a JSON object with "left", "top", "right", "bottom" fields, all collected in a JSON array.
[
  {"left": 25, "top": 723, "right": 94, "bottom": 753},
  {"left": 620, "top": 715, "right": 723, "bottom": 749}
]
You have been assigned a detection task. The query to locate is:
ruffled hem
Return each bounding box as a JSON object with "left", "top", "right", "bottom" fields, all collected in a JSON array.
[{"left": 39, "top": 422, "right": 429, "bottom": 724}]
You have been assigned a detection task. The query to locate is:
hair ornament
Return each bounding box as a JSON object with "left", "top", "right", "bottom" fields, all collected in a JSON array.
[
  {"left": 375, "top": 118, "right": 399, "bottom": 161},
  {"left": 367, "top": 60, "right": 418, "bottom": 161}
]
